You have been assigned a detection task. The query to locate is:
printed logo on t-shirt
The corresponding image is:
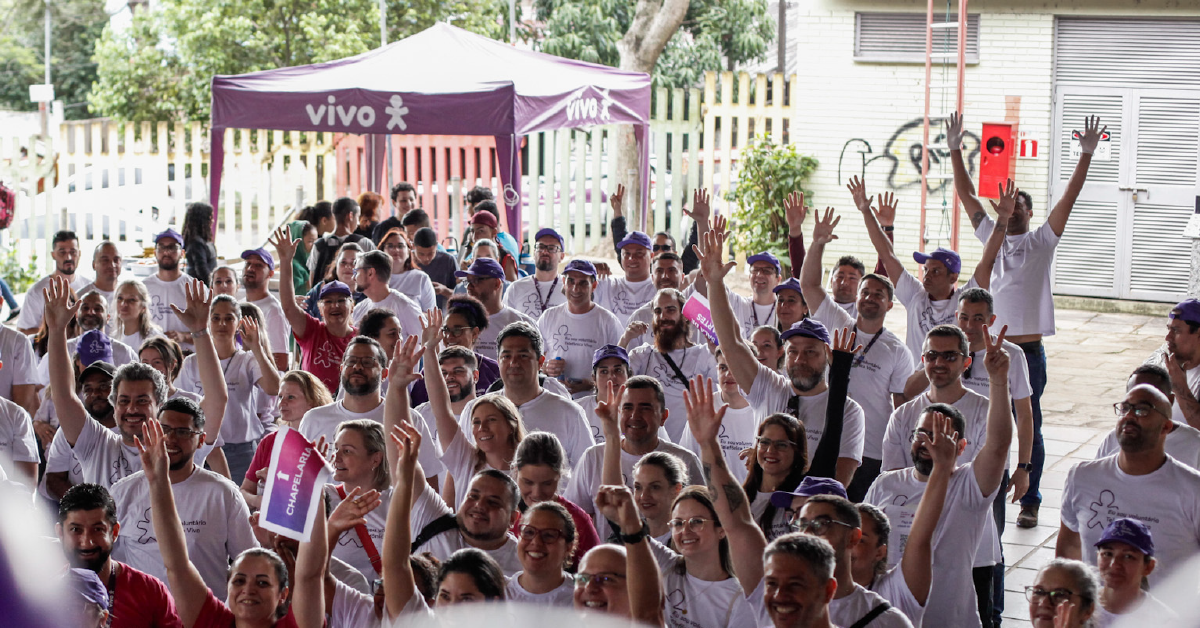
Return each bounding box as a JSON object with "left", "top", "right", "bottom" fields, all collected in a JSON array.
[
  {"left": 109, "top": 456, "right": 133, "bottom": 485},
  {"left": 1087, "top": 490, "right": 1162, "bottom": 530},
  {"left": 666, "top": 588, "right": 688, "bottom": 616},
  {"left": 149, "top": 294, "right": 171, "bottom": 323},
  {"left": 651, "top": 359, "right": 685, "bottom": 390},
  {"left": 135, "top": 507, "right": 157, "bottom": 544},
  {"left": 312, "top": 340, "right": 341, "bottom": 369},
  {"left": 608, "top": 288, "right": 638, "bottom": 315}
]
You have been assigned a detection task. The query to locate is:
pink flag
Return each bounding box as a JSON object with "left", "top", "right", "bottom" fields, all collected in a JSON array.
[
  {"left": 259, "top": 427, "right": 333, "bottom": 541},
  {"left": 683, "top": 292, "right": 719, "bottom": 346}
]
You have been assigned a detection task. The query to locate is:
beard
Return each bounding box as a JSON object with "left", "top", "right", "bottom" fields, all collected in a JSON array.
[
  {"left": 169, "top": 452, "right": 193, "bottom": 471},
  {"left": 58, "top": 262, "right": 76, "bottom": 276},
  {"left": 79, "top": 314, "right": 106, "bottom": 331},
  {"left": 158, "top": 258, "right": 179, "bottom": 272},
  {"left": 70, "top": 545, "right": 111, "bottom": 572},
  {"left": 911, "top": 448, "right": 934, "bottom": 476},
  {"left": 448, "top": 381, "right": 472, "bottom": 402},
  {"left": 87, "top": 399, "right": 114, "bottom": 423},
  {"left": 788, "top": 358, "right": 826, "bottom": 392},
  {"left": 1116, "top": 422, "right": 1159, "bottom": 453},
  {"left": 342, "top": 374, "right": 380, "bottom": 397},
  {"left": 457, "top": 512, "right": 505, "bottom": 543},
  {"left": 653, "top": 319, "right": 688, "bottom": 353},
  {"left": 536, "top": 259, "right": 554, "bottom": 273}
]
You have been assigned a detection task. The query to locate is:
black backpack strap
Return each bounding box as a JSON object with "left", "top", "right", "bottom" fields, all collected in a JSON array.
[
  {"left": 659, "top": 351, "right": 692, "bottom": 390},
  {"left": 848, "top": 601, "right": 893, "bottom": 628},
  {"left": 411, "top": 514, "right": 458, "bottom": 553}
]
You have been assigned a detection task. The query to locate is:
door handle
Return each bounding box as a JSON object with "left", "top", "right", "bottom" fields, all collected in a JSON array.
[{"left": 1118, "top": 187, "right": 1149, "bottom": 201}]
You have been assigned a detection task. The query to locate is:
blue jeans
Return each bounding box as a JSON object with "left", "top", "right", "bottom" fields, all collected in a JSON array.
[
  {"left": 0, "top": 277, "right": 17, "bottom": 310},
  {"left": 1018, "top": 341, "right": 1047, "bottom": 507},
  {"left": 222, "top": 441, "right": 258, "bottom": 487}
]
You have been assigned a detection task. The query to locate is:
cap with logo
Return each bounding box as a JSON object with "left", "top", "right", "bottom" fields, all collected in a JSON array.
[
  {"left": 240, "top": 247, "right": 276, "bottom": 272},
  {"left": 780, "top": 319, "right": 830, "bottom": 345},
  {"left": 563, "top": 259, "right": 598, "bottom": 278},
  {"left": 318, "top": 280, "right": 353, "bottom": 299},
  {"left": 592, "top": 344, "right": 630, "bottom": 368},
  {"left": 616, "top": 231, "right": 652, "bottom": 251},
  {"left": 769, "top": 477, "right": 849, "bottom": 508},
  {"left": 455, "top": 257, "right": 506, "bottom": 280},
  {"left": 77, "top": 329, "right": 113, "bottom": 367},
  {"left": 912, "top": 247, "right": 962, "bottom": 274},
  {"left": 747, "top": 252, "right": 781, "bottom": 274},
  {"left": 1094, "top": 517, "right": 1155, "bottom": 557}
]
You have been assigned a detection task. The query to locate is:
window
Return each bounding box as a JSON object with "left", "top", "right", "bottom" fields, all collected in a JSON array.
[{"left": 854, "top": 12, "right": 980, "bottom": 64}]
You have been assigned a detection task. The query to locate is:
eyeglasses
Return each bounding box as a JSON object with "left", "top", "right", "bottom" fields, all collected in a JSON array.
[
  {"left": 652, "top": 244, "right": 673, "bottom": 252},
  {"left": 908, "top": 428, "right": 936, "bottom": 442},
  {"left": 756, "top": 437, "right": 797, "bottom": 451},
  {"left": 922, "top": 350, "right": 966, "bottom": 364},
  {"left": 159, "top": 423, "right": 203, "bottom": 438},
  {"left": 1113, "top": 402, "right": 1169, "bottom": 419},
  {"left": 156, "top": 244, "right": 181, "bottom": 252},
  {"left": 442, "top": 325, "right": 473, "bottom": 338},
  {"left": 1024, "top": 586, "right": 1081, "bottom": 605},
  {"left": 518, "top": 524, "right": 566, "bottom": 544},
  {"left": 383, "top": 244, "right": 405, "bottom": 253},
  {"left": 534, "top": 244, "right": 562, "bottom": 254},
  {"left": 667, "top": 517, "right": 713, "bottom": 532},
  {"left": 749, "top": 267, "right": 778, "bottom": 276},
  {"left": 793, "top": 516, "right": 855, "bottom": 535},
  {"left": 573, "top": 572, "right": 626, "bottom": 588},
  {"left": 344, "top": 357, "right": 380, "bottom": 369}
]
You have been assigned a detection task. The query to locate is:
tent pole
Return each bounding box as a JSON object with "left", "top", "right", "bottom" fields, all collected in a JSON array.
[{"left": 209, "top": 128, "right": 225, "bottom": 240}]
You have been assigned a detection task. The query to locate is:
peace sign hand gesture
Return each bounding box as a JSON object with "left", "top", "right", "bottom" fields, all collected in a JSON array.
[
  {"left": 812, "top": 208, "right": 841, "bottom": 246},
  {"left": 683, "top": 375, "right": 727, "bottom": 446},
  {"left": 170, "top": 279, "right": 212, "bottom": 334},
  {"left": 982, "top": 324, "right": 1010, "bottom": 379},
  {"left": 43, "top": 275, "right": 81, "bottom": 331},
  {"left": 609, "top": 184, "right": 625, "bottom": 218},
  {"left": 595, "top": 379, "right": 626, "bottom": 437}
]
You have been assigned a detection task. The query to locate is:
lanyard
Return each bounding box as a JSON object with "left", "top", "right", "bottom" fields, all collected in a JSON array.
[
  {"left": 751, "top": 301, "right": 776, "bottom": 328},
  {"left": 852, "top": 326, "right": 885, "bottom": 367},
  {"left": 105, "top": 562, "right": 118, "bottom": 628},
  {"left": 532, "top": 277, "right": 559, "bottom": 315}
]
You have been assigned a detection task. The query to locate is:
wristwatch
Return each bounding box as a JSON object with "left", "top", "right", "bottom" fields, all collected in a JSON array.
[
  {"left": 190, "top": 329, "right": 209, "bottom": 338},
  {"left": 1016, "top": 462, "right": 1032, "bottom": 472},
  {"left": 619, "top": 519, "right": 650, "bottom": 545}
]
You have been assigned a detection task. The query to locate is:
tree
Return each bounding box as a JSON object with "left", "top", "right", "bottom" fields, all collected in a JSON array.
[
  {"left": 724, "top": 135, "right": 818, "bottom": 260},
  {"left": 0, "top": 0, "right": 108, "bottom": 120}
]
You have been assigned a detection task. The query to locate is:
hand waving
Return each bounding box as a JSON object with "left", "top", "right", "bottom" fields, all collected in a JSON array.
[
  {"left": 694, "top": 224, "right": 735, "bottom": 284},
  {"left": 328, "top": 486, "right": 383, "bottom": 535},
  {"left": 683, "top": 189, "right": 712, "bottom": 224},
  {"left": 982, "top": 325, "right": 1010, "bottom": 379},
  {"left": 389, "top": 422, "right": 422, "bottom": 483},
  {"left": 388, "top": 334, "right": 424, "bottom": 389},
  {"left": 812, "top": 208, "right": 841, "bottom": 246},
  {"left": 43, "top": 275, "right": 81, "bottom": 331},
  {"left": 831, "top": 326, "right": 863, "bottom": 356},
  {"left": 846, "top": 177, "right": 874, "bottom": 214},
  {"left": 239, "top": 316, "right": 263, "bottom": 351},
  {"left": 875, "top": 191, "right": 898, "bottom": 228},
  {"left": 420, "top": 308, "right": 443, "bottom": 352},
  {"left": 133, "top": 419, "right": 170, "bottom": 486},
  {"left": 609, "top": 184, "right": 625, "bottom": 218},
  {"left": 946, "top": 112, "right": 965, "bottom": 151},
  {"left": 683, "top": 375, "right": 727, "bottom": 446},
  {"left": 989, "top": 178, "right": 1018, "bottom": 222},
  {"left": 270, "top": 225, "right": 299, "bottom": 265},
  {"left": 170, "top": 279, "right": 212, "bottom": 334},
  {"left": 927, "top": 411, "right": 960, "bottom": 471},
  {"left": 1075, "top": 115, "right": 1107, "bottom": 155},
  {"left": 784, "top": 191, "right": 808, "bottom": 237}
]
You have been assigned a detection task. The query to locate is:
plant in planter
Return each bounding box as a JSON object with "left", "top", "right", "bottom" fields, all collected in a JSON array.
[{"left": 724, "top": 135, "right": 817, "bottom": 268}]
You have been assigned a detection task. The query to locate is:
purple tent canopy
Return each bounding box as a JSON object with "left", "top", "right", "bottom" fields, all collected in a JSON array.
[{"left": 209, "top": 22, "right": 653, "bottom": 244}]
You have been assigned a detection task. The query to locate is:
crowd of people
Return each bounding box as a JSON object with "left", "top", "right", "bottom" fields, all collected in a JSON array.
[{"left": 3, "top": 113, "right": 1199, "bottom": 628}]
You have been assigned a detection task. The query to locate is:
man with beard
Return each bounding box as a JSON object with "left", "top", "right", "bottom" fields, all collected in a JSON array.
[
  {"left": 621, "top": 251, "right": 691, "bottom": 351},
  {"left": 40, "top": 360, "right": 116, "bottom": 503},
  {"left": 801, "top": 208, "right": 914, "bottom": 502},
  {"left": 460, "top": 257, "right": 535, "bottom": 362},
  {"left": 1058, "top": 383, "right": 1200, "bottom": 584},
  {"left": 698, "top": 223, "right": 865, "bottom": 489},
  {"left": 1095, "top": 365, "right": 1200, "bottom": 467},
  {"left": 110, "top": 396, "right": 256, "bottom": 600},
  {"left": 625, "top": 288, "right": 718, "bottom": 442},
  {"left": 409, "top": 467, "right": 524, "bottom": 575},
  {"left": 865, "top": 328, "right": 1012, "bottom": 628},
  {"left": 411, "top": 345, "right": 478, "bottom": 480},
  {"left": 141, "top": 229, "right": 193, "bottom": 346},
  {"left": 350, "top": 250, "right": 422, "bottom": 335},
  {"left": 504, "top": 228, "right": 568, "bottom": 319},
  {"left": 55, "top": 483, "right": 182, "bottom": 628},
  {"left": 240, "top": 247, "right": 291, "bottom": 371},
  {"left": 47, "top": 274, "right": 228, "bottom": 492},
  {"left": 17, "top": 229, "right": 90, "bottom": 335},
  {"left": 537, "top": 259, "right": 623, "bottom": 395},
  {"left": 37, "top": 293, "right": 138, "bottom": 384},
  {"left": 1154, "top": 299, "right": 1200, "bottom": 430},
  {"left": 77, "top": 241, "right": 124, "bottom": 332}
]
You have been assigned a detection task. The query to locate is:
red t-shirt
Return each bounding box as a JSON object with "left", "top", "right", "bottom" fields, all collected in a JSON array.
[
  {"left": 294, "top": 313, "right": 355, "bottom": 393},
  {"left": 246, "top": 431, "right": 280, "bottom": 483},
  {"left": 192, "top": 587, "right": 299, "bottom": 628},
  {"left": 509, "top": 495, "right": 601, "bottom": 571},
  {"left": 110, "top": 561, "right": 183, "bottom": 628}
]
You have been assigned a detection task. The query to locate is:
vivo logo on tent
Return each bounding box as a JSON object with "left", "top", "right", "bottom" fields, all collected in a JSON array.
[
  {"left": 304, "top": 95, "right": 409, "bottom": 130},
  {"left": 564, "top": 87, "right": 614, "bottom": 123}
]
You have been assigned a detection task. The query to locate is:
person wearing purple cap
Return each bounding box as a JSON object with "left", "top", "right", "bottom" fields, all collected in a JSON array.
[
  {"left": 459, "top": 256, "right": 537, "bottom": 363},
  {"left": 772, "top": 277, "right": 809, "bottom": 333},
  {"left": 503, "top": 227, "right": 568, "bottom": 319},
  {"left": 142, "top": 227, "right": 195, "bottom": 346},
  {"left": 17, "top": 229, "right": 90, "bottom": 335},
  {"left": 850, "top": 176, "right": 1011, "bottom": 363},
  {"left": 537, "top": 259, "right": 623, "bottom": 395},
  {"left": 576, "top": 344, "right": 632, "bottom": 443},
  {"left": 1093, "top": 518, "right": 1175, "bottom": 625},
  {"left": 724, "top": 251, "right": 783, "bottom": 339},
  {"left": 240, "top": 247, "right": 292, "bottom": 371},
  {"left": 350, "top": 250, "right": 423, "bottom": 337},
  {"left": 801, "top": 208, "right": 915, "bottom": 501},
  {"left": 594, "top": 228, "right": 656, "bottom": 325},
  {"left": 1160, "top": 298, "right": 1200, "bottom": 431}
]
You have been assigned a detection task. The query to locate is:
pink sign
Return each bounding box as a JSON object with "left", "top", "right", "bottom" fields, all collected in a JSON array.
[
  {"left": 683, "top": 293, "right": 719, "bottom": 346},
  {"left": 259, "top": 427, "right": 333, "bottom": 542}
]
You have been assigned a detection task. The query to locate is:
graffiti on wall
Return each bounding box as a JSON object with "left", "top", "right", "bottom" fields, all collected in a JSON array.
[{"left": 837, "top": 117, "right": 980, "bottom": 192}]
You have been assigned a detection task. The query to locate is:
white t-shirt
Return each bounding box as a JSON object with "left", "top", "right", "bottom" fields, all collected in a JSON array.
[
  {"left": 594, "top": 276, "right": 656, "bottom": 325},
  {"left": 1061, "top": 454, "right": 1200, "bottom": 584},
  {"left": 837, "top": 299, "right": 859, "bottom": 318},
  {"left": 327, "top": 484, "right": 393, "bottom": 581},
  {"left": 865, "top": 464, "right": 996, "bottom": 628},
  {"left": 503, "top": 275, "right": 567, "bottom": 321},
  {"left": 476, "top": 306, "right": 536, "bottom": 363},
  {"left": 1092, "top": 592, "right": 1176, "bottom": 627},
  {"left": 299, "top": 398, "right": 443, "bottom": 479},
  {"left": 0, "top": 397, "right": 38, "bottom": 478},
  {"left": 141, "top": 274, "right": 191, "bottom": 334},
  {"left": 39, "top": 427, "right": 83, "bottom": 501},
  {"left": 440, "top": 428, "right": 504, "bottom": 510},
  {"left": 749, "top": 491, "right": 793, "bottom": 541},
  {"left": 37, "top": 334, "right": 138, "bottom": 386},
  {"left": 829, "top": 583, "right": 914, "bottom": 628},
  {"left": 974, "top": 215, "right": 1060, "bottom": 337},
  {"left": 962, "top": 339, "right": 1032, "bottom": 402},
  {"left": 457, "top": 389, "right": 594, "bottom": 466},
  {"left": 112, "top": 467, "right": 257, "bottom": 601},
  {"left": 72, "top": 415, "right": 142, "bottom": 488},
  {"left": 504, "top": 572, "right": 575, "bottom": 607},
  {"left": 176, "top": 351, "right": 265, "bottom": 444},
  {"left": 628, "top": 344, "right": 720, "bottom": 442},
  {"left": 649, "top": 539, "right": 757, "bottom": 628},
  {"left": 745, "top": 360, "right": 866, "bottom": 463},
  {"left": 870, "top": 567, "right": 924, "bottom": 628},
  {"left": 813, "top": 298, "right": 914, "bottom": 460},
  {"left": 247, "top": 295, "right": 292, "bottom": 360},
  {"left": 894, "top": 271, "right": 979, "bottom": 361},
  {"left": 330, "top": 578, "right": 379, "bottom": 628},
  {"left": 729, "top": 288, "right": 778, "bottom": 339},
  {"left": 78, "top": 281, "right": 118, "bottom": 333},
  {"left": 0, "top": 325, "right": 38, "bottom": 399},
  {"left": 537, "top": 303, "right": 624, "bottom": 384},
  {"left": 1097, "top": 423, "right": 1200, "bottom": 469},
  {"left": 118, "top": 329, "right": 162, "bottom": 353},
  {"left": 389, "top": 270, "right": 436, "bottom": 313},
  {"left": 352, "top": 288, "right": 423, "bottom": 338},
  {"left": 622, "top": 287, "right": 705, "bottom": 352},
  {"left": 16, "top": 273, "right": 91, "bottom": 330},
  {"left": 409, "top": 477, "right": 522, "bottom": 576},
  {"left": 678, "top": 403, "right": 760, "bottom": 483}
]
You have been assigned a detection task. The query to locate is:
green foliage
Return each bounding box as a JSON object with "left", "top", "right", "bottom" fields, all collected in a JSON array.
[
  {"left": 724, "top": 136, "right": 818, "bottom": 260},
  {"left": 0, "top": 0, "right": 108, "bottom": 120},
  {"left": 0, "top": 245, "right": 40, "bottom": 295}
]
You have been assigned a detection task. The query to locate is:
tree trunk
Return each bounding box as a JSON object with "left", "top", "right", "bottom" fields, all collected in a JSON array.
[{"left": 613, "top": 0, "right": 689, "bottom": 233}]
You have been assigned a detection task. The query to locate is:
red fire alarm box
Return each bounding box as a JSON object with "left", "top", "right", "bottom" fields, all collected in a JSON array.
[{"left": 979, "top": 122, "right": 1017, "bottom": 199}]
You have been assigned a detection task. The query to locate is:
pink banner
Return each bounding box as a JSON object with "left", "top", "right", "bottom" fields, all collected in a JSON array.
[
  {"left": 259, "top": 427, "right": 333, "bottom": 542},
  {"left": 683, "top": 292, "right": 718, "bottom": 346}
]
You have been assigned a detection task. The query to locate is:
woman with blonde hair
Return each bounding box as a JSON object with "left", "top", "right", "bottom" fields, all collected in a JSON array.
[
  {"left": 324, "top": 419, "right": 393, "bottom": 581},
  {"left": 114, "top": 279, "right": 161, "bottom": 349},
  {"left": 240, "top": 370, "right": 334, "bottom": 508}
]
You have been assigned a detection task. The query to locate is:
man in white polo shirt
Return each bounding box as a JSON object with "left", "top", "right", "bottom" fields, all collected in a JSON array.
[
  {"left": 460, "top": 257, "right": 535, "bottom": 363},
  {"left": 538, "top": 259, "right": 623, "bottom": 396},
  {"left": 350, "top": 250, "right": 422, "bottom": 336},
  {"left": 503, "top": 228, "right": 567, "bottom": 319},
  {"left": 240, "top": 247, "right": 291, "bottom": 371}
]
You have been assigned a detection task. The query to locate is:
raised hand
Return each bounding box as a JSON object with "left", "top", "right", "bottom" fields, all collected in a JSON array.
[
  {"left": 620, "top": 320, "right": 650, "bottom": 347},
  {"left": 946, "top": 112, "right": 965, "bottom": 151},
  {"left": 609, "top": 184, "right": 626, "bottom": 218},
  {"left": 846, "top": 177, "right": 874, "bottom": 214},
  {"left": 831, "top": 327, "right": 863, "bottom": 356},
  {"left": 389, "top": 422, "right": 422, "bottom": 481},
  {"left": 927, "top": 411, "right": 960, "bottom": 470},
  {"left": 982, "top": 324, "right": 1010, "bottom": 379},
  {"left": 327, "top": 486, "right": 383, "bottom": 535},
  {"left": 683, "top": 375, "right": 727, "bottom": 446},
  {"left": 1052, "top": 599, "right": 1078, "bottom": 628},
  {"left": 420, "top": 308, "right": 443, "bottom": 352},
  {"left": 784, "top": 191, "right": 807, "bottom": 236},
  {"left": 812, "top": 208, "right": 841, "bottom": 246},
  {"left": 593, "top": 262, "right": 612, "bottom": 279},
  {"left": 270, "top": 225, "right": 299, "bottom": 264},
  {"left": 388, "top": 335, "right": 424, "bottom": 389},
  {"left": 594, "top": 380, "right": 625, "bottom": 435},
  {"left": 989, "top": 178, "right": 1018, "bottom": 222},
  {"left": 1076, "top": 115, "right": 1107, "bottom": 155},
  {"left": 694, "top": 225, "right": 735, "bottom": 284},
  {"left": 875, "top": 191, "right": 898, "bottom": 228},
  {"left": 595, "top": 485, "right": 641, "bottom": 532},
  {"left": 133, "top": 419, "right": 170, "bottom": 485},
  {"left": 170, "top": 279, "right": 212, "bottom": 333},
  {"left": 683, "top": 189, "right": 713, "bottom": 224},
  {"left": 239, "top": 316, "right": 263, "bottom": 351},
  {"left": 43, "top": 275, "right": 81, "bottom": 331}
]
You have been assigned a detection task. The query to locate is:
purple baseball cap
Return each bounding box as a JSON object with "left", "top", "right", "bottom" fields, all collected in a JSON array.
[
  {"left": 1170, "top": 298, "right": 1200, "bottom": 326},
  {"left": 592, "top": 344, "right": 629, "bottom": 368},
  {"left": 616, "top": 231, "right": 652, "bottom": 251},
  {"left": 563, "top": 259, "right": 597, "bottom": 278},
  {"left": 67, "top": 568, "right": 109, "bottom": 607},
  {"left": 241, "top": 247, "right": 276, "bottom": 272},
  {"left": 153, "top": 228, "right": 184, "bottom": 246},
  {"left": 781, "top": 319, "right": 830, "bottom": 345},
  {"left": 769, "top": 477, "right": 849, "bottom": 508},
  {"left": 773, "top": 277, "right": 803, "bottom": 295},
  {"left": 747, "top": 252, "right": 781, "bottom": 274},
  {"left": 535, "top": 228, "right": 564, "bottom": 247},
  {"left": 77, "top": 329, "right": 113, "bottom": 367},
  {"left": 455, "top": 257, "right": 507, "bottom": 280},
  {"left": 913, "top": 247, "right": 962, "bottom": 274},
  {"left": 318, "top": 280, "right": 353, "bottom": 299},
  {"left": 1094, "top": 517, "right": 1155, "bottom": 556}
]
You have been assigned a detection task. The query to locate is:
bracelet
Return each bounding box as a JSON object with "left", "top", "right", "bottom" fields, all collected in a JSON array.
[
  {"left": 618, "top": 518, "right": 650, "bottom": 545},
  {"left": 883, "top": 226, "right": 895, "bottom": 232},
  {"left": 189, "top": 329, "right": 209, "bottom": 338},
  {"left": 1016, "top": 462, "right": 1032, "bottom": 471}
]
